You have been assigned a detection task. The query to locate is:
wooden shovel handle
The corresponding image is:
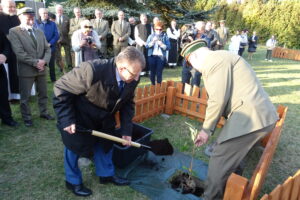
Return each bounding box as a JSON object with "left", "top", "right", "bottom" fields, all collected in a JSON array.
[{"left": 92, "top": 130, "right": 142, "bottom": 148}]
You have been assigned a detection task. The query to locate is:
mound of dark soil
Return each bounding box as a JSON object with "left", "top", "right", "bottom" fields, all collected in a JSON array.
[{"left": 170, "top": 172, "right": 205, "bottom": 197}]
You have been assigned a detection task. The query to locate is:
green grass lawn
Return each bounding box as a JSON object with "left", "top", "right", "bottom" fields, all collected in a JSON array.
[{"left": 0, "top": 46, "right": 299, "bottom": 199}]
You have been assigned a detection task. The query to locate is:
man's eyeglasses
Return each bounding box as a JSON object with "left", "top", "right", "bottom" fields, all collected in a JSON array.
[
  {"left": 155, "top": 28, "right": 162, "bottom": 31},
  {"left": 125, "top": 68, "right": 136, "bottom": 77},
  {"left": 84, "top": 26, "right": 93, "bottom": 29}
]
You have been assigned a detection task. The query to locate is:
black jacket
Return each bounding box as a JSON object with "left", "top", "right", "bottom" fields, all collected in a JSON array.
[{"left": 53, "top": 58, "right": 138, "bottom": 156}]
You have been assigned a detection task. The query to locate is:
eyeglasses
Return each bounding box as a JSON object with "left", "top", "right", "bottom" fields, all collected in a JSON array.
[
  {"left": 124, "top": 67, "right": 140, "bottom": 80},
  {"left": 84, "top": 26, "right": 93, "bottom": 29},
  {"left": 125, "top": 68, "right": 136, "bottom": 77},
  {"left": 155, "top": 28, "right": 162, "bottom": 31}
]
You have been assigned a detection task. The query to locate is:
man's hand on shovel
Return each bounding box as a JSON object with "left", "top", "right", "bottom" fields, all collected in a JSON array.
[
  {"left": 122, "top": 136, "right": 132, "bottom": 146},
  {"left": 64, "top": 124, "right": 76, "bottom": 134}
]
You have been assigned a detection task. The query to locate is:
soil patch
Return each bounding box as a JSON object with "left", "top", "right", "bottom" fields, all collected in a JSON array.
[
  {"left": 148, "top": 138, "right": 174, "bottom": 155},
  {"left": 170, "top": 172, "right": 205, "bottom": 197}
]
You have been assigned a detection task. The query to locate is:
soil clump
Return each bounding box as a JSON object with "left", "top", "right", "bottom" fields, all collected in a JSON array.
[{"left": 170, "top": 172, "right": 205, "bottom": 197}]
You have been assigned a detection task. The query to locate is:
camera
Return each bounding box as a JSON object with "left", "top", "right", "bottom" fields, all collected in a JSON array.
[
  {"left": 85, "top": 36, "right": 93, "bottom": 45},
  {"left": 180, "top": 24, "right": 195, "bottom": 48}
]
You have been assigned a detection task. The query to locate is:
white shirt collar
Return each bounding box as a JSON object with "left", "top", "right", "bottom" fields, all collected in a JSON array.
[{"left": 20, "top": 24, "right": 34, "bottom": 31}]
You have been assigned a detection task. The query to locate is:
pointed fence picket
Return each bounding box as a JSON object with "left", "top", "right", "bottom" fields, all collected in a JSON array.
[
  {"left": 260, "top": 170, "right": 300, "bottom": 200},
  {"left": 115, "top": 81, "right": 224, "bottom": 128}
]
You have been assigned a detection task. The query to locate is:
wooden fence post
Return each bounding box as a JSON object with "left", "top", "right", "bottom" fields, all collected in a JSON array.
[{"left": 165, "top": 86, "right": 176, "bottom": 115}]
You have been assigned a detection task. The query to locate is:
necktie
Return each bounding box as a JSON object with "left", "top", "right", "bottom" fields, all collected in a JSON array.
[
  {"left": 120, "top": 21, "right": 123, "bottom": 30},
  {"left": 28, "top": 29, "right": 37, "bottom": 47},
  {"left": 119, "top": 80, "right": 124, "bottom": 94},
  {"left": 59, "top": 16, "right": 62, "bottom": 25}
]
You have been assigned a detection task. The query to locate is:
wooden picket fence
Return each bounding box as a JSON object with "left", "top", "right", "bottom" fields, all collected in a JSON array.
[
  {"left": 128, "top": 80, "right": 224, "bottom": 127},
  {"left": 272, "top": 47, "right": 300, "bottom": 61},
  {"left": 260, "top": 170, "right": 300, "bottom": 200}
]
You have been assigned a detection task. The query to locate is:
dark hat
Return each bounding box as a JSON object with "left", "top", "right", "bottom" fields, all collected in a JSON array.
[
  {"left": 17, "top": 7, "right": 35, "bottom": 16},
  {"left": 48, "top": 12, "right": 56, "bottom": 20},
  {"left": 180, "top": 39, "right": 207, "bottom": 58},
  {"left": 219, "top": 20, "right": 226, "bottom": 23}
]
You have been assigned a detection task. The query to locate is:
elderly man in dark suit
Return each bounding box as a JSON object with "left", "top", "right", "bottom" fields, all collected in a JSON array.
[
  {"left": 8, "top": 7, "right": 54, "bottom": 127},
  {"left": 90, "top": 9, "right": 109, "bottom": 58},
  {"left": 53, "top": 47, "right": 145, "bottom": 197},
  {"left": 111, "top": 10, "right": 131, "bottom": 56},
  {"left": 181, "top": 40, "right": 278, "bottom": 200},
  {"left": 55, "top": 4, "right": 72, "bottom": 71}
]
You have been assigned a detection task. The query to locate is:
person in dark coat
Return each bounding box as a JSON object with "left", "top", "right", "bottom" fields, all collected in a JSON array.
[
  {"left": 35, "top": 8, "right": 59, "bottom": 82},
  {"left": 0, "top": 30, "right": 18, "bottom": 127},
  {"left": 166, "top": 19, "right": 180, "bottom": 68},
  {"left": 53, "top": 46, "right": 145, "bottom": 197},
  {"left": 135, "top": 13, "right": 151, "bottom": 76},
  {"left": 247, "top": 31, "right": 258, "bottom": 60},
  {"left": 0, "top": 0, "right": 20, "bottom": 100}
]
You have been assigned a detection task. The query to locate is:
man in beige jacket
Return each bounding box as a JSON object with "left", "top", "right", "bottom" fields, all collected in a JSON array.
[
  {"left": 181, "top": 39, "right": 278, "bottom": 200},
  {"left": 8, "top": 7, "right": 53, "bottom": 127},
  {"left": 90, "top": 9, "right": 109, "bottom": 58},
  {"left": 111, "top": 10, "right": 131, "bottom": 56},
  {"left": 69, "top": 7, "right": 86, "bottom": 37},
  {"left": 216, "top": 20, "right": 229, "bottom": 50}
]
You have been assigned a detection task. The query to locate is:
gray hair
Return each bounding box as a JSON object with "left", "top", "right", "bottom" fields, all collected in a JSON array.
[
  {"left": 73, "top": 7, "right": 80, "bottom": 12},
  {"left": 116, "top": 47, "right": 145, "bottom": 70},
  {"left": 55, "top": 4, "right": 63, "bottom": 10}
]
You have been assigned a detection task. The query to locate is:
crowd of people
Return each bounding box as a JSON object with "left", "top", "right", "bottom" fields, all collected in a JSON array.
[{"left": 0, "top": 1, "right": 279, "bottom": 199}]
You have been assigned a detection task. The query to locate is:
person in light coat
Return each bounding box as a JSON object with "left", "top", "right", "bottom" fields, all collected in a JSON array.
[
  {"left": 229, "top": 30, "right": 242, "bottom": 55},
  {"left": 265, "top": 35, "right": 277, "bottom": 62},
  {"left": 181, "top": 39, "right": 278, "bottom": 200},
  {"left": 71, "top": 20, "right": 101, "bottom": 67}
]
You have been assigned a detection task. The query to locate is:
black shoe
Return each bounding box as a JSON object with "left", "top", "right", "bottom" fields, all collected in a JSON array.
[
  {"left": 40, "top": 114, "right": 55, "bottom": 120},
  {"left": 99, "top": 176, "right": 130, "bottom": 186},
  {"left": 2, "top": 119, "right": 18, "bottom": 127},
  {"left": 9, "top": 99, "right": 19, "bottom": 104},
  {"left": 24, "top": 120, "right": 33, "bottom": 127},
  {"left": 66, "top": 181, "right": 92, "bottom": 197}
]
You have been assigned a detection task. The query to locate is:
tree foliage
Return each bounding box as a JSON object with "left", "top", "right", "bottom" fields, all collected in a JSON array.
[
  {"left": 62, "top": 0, "right": 216, "bottom": 25},
  {"left": 211, "top": 0, "right": 300, "bottom": 49}
]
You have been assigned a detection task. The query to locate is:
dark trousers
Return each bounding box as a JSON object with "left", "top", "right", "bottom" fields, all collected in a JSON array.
[
  {"left": 19, "top": 75, "right": 48, "bottom": 121},
  {"left": 148, "top": 55, "right": 165, "bottom": 85},
  {"left": 266, "top": 50, "right": 273, "bottom": 60},
  {"left": 137, "top": 45, "right": 149, "bottom": 73},
  {"left": 49, "top": 51, "right": 56, "bottom": 82},
  {"left": 181, "top": 59, "right": 201, "bottom": 86},
  {"left": 0, "top": 65, "right": 13, "bottom": 122},
  {"left": 64, "top": 144, "right": 114, "bottom": 184},
  {"left": 56, "top": 43, "right": 72, "bottom": 68},
  {"left": 204, "top": 123, "right": 276, "bottom": 200},
  {"left": 238, "top": 47, "right": 245, "bottom": 56}
]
